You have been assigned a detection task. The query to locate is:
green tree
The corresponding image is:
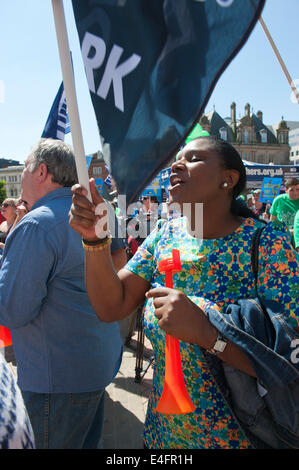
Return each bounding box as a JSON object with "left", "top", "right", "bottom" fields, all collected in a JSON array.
[{"left": 0, "top": 181, "right": 7, "bottom": 204}]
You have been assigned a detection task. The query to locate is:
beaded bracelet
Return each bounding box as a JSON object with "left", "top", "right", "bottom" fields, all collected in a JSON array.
[
  {"left": 82, "top": 234, "right": 112, "bottom": 252},
  {"left": 82, "top": 233, "right": 112, "bottom": 246}
]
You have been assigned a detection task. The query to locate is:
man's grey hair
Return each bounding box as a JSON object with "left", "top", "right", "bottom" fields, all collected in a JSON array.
[{"left": 28, "top": 138, "right": 78, "bottom": 187}]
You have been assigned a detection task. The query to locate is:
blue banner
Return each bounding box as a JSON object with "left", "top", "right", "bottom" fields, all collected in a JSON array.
[
  {"left": 41, "top": 82, "right": 70, "bottom": 140},
  {"left": 72, "top": 0, "right": 265, "bottom": 204},
  {"left": 86, "top": 155, "right": 92, "bottom": 169},
  {"left": 141, "top": 174, "right": 162, "bottom": 201},
  {"left": 94, "top": 178, "right": 103, "bottom": 196},
  {"left": 260, "top": 177, "right": 282, "bottom": 203},
  {"left": 245, "top": 164, "right": 299, "bottom": 189},
  {"left": 160, "top": 167, "right": 172, "bottom": 198}
]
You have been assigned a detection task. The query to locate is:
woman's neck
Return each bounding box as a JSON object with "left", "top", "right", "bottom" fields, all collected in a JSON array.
[
  {"left": 185, "top": 202, "right": 242, "bottom": 239},
  {"left": 5, "top": 217, "right": 15, "bottom": 228}
]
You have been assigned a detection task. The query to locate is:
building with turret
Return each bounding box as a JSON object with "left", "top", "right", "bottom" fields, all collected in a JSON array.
[{"left": 199, "top": 103, "right": 298, "bottom": 165}]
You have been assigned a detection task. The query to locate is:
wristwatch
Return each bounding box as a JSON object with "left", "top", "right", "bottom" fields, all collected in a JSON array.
[{"left": 208, "top": 333, "right": 228, "bottom": 355}]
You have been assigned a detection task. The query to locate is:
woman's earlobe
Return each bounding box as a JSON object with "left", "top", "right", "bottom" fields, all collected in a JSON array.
[{"left": 224, "top": 169, "right": 240, "bottom": 190}]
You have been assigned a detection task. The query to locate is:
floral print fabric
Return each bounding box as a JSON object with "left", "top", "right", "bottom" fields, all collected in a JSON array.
[
  {"left": 126, "top": 217, "right": 299, "bottom": 449},
  {"left": 0, "top": 352, "right": 34, "bottom": 448}
]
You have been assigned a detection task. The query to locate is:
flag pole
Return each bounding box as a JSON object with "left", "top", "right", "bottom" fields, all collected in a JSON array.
[
  {"left": 51, "top": 0, "right": 91, "bottom": 200},
  {"left": 259, "top": 15, "right": 299, "bottom": 105}
]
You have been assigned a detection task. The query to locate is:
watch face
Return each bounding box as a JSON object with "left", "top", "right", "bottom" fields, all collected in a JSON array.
[{"left": 214, "top": 339, "right": 227, "bottom": 353}]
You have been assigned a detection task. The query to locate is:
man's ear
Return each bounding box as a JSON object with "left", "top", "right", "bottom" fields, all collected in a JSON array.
[{"left": 37, "top": 163, "right": 48, "bottom": 183}]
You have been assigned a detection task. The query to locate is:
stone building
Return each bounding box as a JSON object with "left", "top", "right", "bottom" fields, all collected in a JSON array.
[
  {"left": 88, "top": 151, "right": 109, "bottom": 181},
  {"left": 87, "top": 151, "right": 117, "bottom": 199},
  {"left": 199, "top": 102, "right": 294, "bottom": 165},
  {"left": 288, "top": 125, "right": 299, "bottom": 165},
  {"left": 0, "top": 153, "right": 116, "bottom": 200},
  {"left": 0, "top": 165, "right": 24, "bottom": 198}
]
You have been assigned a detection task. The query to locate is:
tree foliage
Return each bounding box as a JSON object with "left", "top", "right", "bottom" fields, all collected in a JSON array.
[{"left": 0, "top": 181, "right": 7, "bottom": 204}]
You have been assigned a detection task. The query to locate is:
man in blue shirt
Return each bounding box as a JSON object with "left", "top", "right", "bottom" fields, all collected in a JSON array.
[{"left": 0, "top": 138, "right": 126, "bottom": 448}]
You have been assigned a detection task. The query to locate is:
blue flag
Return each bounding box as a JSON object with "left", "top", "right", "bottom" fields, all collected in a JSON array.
[
  {"left": 102, "top": 164, "right": 112, "bottom": 189},
  {"left": 72, "top": 0, "right": 265, "bottom": 205},
  {"left": 42, "top": 82, "right": 70, "bottom": 140}
]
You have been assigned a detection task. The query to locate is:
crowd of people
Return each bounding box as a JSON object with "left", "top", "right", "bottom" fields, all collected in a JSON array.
[
  {"left": 240, "top": 176, "right": 299, "bottom": 251},
  {"left": 0, "top": 136, "right": 298, "bottom": 449}
]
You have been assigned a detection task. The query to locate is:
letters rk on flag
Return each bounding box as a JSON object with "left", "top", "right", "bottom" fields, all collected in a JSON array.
[
  {"left": 72, "top": 0, "right": 265, "bottom": 205},
  {"left": 42, "top": 82, "right": 70, "bottom": 141}
]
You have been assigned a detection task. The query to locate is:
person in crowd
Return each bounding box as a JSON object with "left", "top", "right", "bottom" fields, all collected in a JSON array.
[
  {"left": 9, "top": 198, "right": 30, "bottom": 232},
  {"left": 252, "top": 189, "right": 267, "bottom": 219},
  {"left": 0, "top": 198, "right": 29, "bottom": 255},
  {"left": 0, "top": 351, "right": 35, "bottom": 448},
  {"left": 270, "top": 177, "right": 299, "bottom": 239},
  {"left": 246, "top": 193, "right": 254, "bottom": 210},
  {"left": 262, "top": 202, "right": 271, "bottom": 222},
  {"left": 141, "top": 195, "right": 159, "bottom": 215},
  {"left": 0, "top": 138, "right": 126, "bottom": 449},
  {"left": 69, "top": 136, "right": 298, "bottom": 449},
  {"left": 0, "top": 198, "right": 18, "bottom": 364},
  {"left": 294, "top": 210, "right": 299, "bottom": 253},
  {"left": 1, "top": 199, "right": 30, "bottom": 366},
  {"left": 235, "top": 195, "right": 264, "bottom": 222},
  {"left": 0, "top": 198, "right": 17, "bottom": 245},
  {"left": 0, "top": 209, "right": 4, "bottom": 225},
  {"left": 126, "top": 195, "right": 160, "bottom": 259}
]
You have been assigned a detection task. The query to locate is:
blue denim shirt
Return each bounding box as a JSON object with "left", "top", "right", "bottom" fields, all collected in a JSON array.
[
  {"left": 206, "top": 298, "right": 299, "bottom": 389},
  {"left": 205, "top": 298, "right": 299, "bottom": 449},
  {"left": 199, "top": 223, "right": 299, "bottom": 449},
  {"left": 0, "top": 188, "right": 123, "bottom": 393}
]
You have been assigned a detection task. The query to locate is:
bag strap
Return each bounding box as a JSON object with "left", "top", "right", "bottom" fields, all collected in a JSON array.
[{"left": 250, "top": 226, "right": 266, "bottom": 286}]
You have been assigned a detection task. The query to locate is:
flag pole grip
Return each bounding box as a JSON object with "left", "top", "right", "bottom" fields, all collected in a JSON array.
[{"left": 51, "top": 0, "right": 91, "bottom": 201}]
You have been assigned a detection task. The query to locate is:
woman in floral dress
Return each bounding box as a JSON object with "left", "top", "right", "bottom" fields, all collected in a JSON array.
[{"left": 69, "top": 136, "right": 298, "bottom": 449}]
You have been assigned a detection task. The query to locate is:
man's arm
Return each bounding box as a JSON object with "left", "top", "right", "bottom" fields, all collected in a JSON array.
[
  {"left": 84, "top": 245, "right": 149, "bottom": 322},
  {"left": 0, "top": 222, "right": 55, "bottom": 328}
]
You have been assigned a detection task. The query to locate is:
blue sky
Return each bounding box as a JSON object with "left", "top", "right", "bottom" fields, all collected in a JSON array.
[{"left": 0, "top": 0, "right": 298, "bottom": 164}]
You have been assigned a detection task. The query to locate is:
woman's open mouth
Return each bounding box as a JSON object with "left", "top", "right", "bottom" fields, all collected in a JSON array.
[{"left": 169, "top": 174, "right": 185, "bottom": 191}]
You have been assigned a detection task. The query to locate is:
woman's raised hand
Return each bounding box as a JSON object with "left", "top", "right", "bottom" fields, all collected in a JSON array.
[{"left": 69, "top": 178, "right": 109, "bottom": 242}]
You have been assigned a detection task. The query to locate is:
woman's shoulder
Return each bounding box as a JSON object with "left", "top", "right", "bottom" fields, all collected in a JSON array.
[
  {"left": 256, "top": 221, "right": 297, "bottom": 266},
  {"left": 259, "top": 219, "right": 292, "bottom": 242},
  {"left": 242, "top": 218, "right": 288, "bottom": 237},
  {"left": 235, "top": 218, "right": 294, "bottom": 253},
  {"left": 241, "top": 217, "right": 292, "bottom": 245},
  {"left": 235, "top": 217, "right": 263, "bottom": 239}
]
